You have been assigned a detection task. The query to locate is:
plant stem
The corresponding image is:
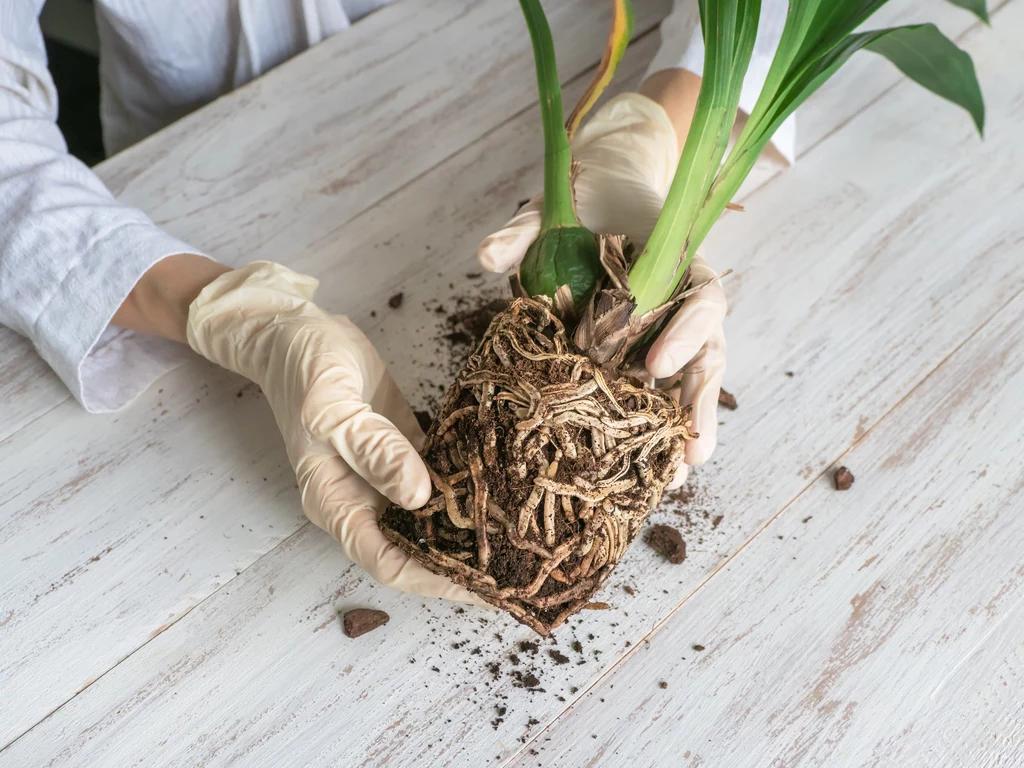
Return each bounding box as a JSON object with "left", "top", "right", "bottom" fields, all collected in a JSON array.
[{"left": 519, "top": 0, "right": 579, "bottom": 231}]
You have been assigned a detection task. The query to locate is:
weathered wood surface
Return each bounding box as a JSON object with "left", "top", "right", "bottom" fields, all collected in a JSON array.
[
  {"left": 0, "top": 0, "right": 670, "bottom": 444},
  {"left": 1, "top": 0, "right": 1020, "bottom": 765}
]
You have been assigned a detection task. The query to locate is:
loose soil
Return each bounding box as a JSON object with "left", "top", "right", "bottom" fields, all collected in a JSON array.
[
  {"left": 718, "top": 388, "right": 738, "bottom": 410},
  {"left": 644, "top": 524, "right": 687, "bottom": 565},
  {"left": 834, "top": 466, "right": 855, "bottom": 490},
  {"left": 342, "top": 608, "right": 390, "bottom": 638}
]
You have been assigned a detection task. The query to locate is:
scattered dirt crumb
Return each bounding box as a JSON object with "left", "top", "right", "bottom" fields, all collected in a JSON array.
[
  {"left": 711, "top": 515, "right": 723, "bottom": 530},
  {"left": 549, "top": 650, "right": 569, "bottom": 665},
  {"left": 834, "top": 466, "right": 855, "bottom": 491},
  {"left": 645, "top": 524, "right": 687, "bottom": 564},
  {"left": 623, "top": 585, "right": 635, "bottom": 596},
  {"left": 785, "top": 370, "right": 794, "bottom": 377},
  {"left": 388, "top": 292, "right": 404, "bottom": 309},
  {"left": 692, "top": 644, "right": 705, "bottom": 652},
  {"left": 583, "top": 602, "right": 610, "bottom": 611},
  {"left": 341, "top": 608, "right": 390, "bottom": 638},
  {"left": 571, "top": 640, "right": 583, "bottom": 653},
  {"left": 718, "top": 389, "right": 738, "bottom": 410},
  {"left": 659, "top": 681, "right": 668, "bottom": 689},
  {"left": 802, "top": 516, "right": 812, "bottom": 523}
]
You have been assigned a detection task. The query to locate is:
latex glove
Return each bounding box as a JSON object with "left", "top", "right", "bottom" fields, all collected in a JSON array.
[
  {"left": 186, "top": 262, "right": 486, "bottom": 605},
  {"left": 477, "top": 93, "right": 726, "bottom": 488}
]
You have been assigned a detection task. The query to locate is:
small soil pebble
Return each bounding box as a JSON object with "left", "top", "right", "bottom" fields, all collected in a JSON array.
[
  {"left": 583, "top": 602, "right": 611, "bottom": 611},
  {"left": 623, "top": 585, "right": 635, "bottom": 596},
  {"left": 388, "top": 292, "right": 404, "bottom": 309},
  {"left": 522, "top": 672, "right": 540, "bottom": 688},
  {"left": 342, "top": 608, "right": 390, "bottom": 638},
  {"left": 659, "top": 681, "right": 668, "bottom": 689},
  {"left": 692, "top": 644, "right": 705, "bottom": 651},
  {"left": 711, "top": 515, "right": 723, "bottom": 529},
  {"left": 549, "top": 650, "right": 570, "bottom": 665},
  {"left": 834, "top": 466, "right": 855, "bottom": 491},
  {"left": 718, "top": 388, "right": 738, "bottom": 410},
  {"left": 645, "top": 524, "right": 687, "bottom": 564}
]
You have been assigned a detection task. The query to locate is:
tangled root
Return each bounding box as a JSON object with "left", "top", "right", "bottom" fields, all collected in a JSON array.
[{"left": 380, "top": 297, "right": 695, "bottom": 635}]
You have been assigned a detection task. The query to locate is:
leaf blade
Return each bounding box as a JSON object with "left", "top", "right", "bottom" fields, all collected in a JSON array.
[
  {"left": 945, "top": 0, "right": 989, "bottom": 24},
  {"left": 566, "top": 0, "right": 635, "bottom": 141},
  {"left": 864, "top": 23, "right": 985, "bottom": 135}
]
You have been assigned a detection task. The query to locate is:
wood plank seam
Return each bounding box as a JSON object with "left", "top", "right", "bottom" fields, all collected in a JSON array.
[
  {"left": 0, "top": 523, "right": 316, "bottom": 754},
  {"left": 0, "top": 23, "right": 665, "bottom": 457},
  {"left": 501, "top": 4, "right": 1018, "bottom": 762},
  {"left": 0, "top": 26, "right": 667, "bottom": 751}
]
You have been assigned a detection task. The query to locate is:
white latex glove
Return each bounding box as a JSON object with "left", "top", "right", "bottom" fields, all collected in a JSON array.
[
  {"left": 186, "top": 262, "right": 487, "bottom": 605},
  {"left": 477, "top": 93, "right": 727, "bottom": 488}
]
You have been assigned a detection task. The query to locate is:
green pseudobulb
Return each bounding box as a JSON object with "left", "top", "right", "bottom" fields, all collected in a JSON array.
[{"left": 519, "top": 226, "right": 602, "bottom": 306}]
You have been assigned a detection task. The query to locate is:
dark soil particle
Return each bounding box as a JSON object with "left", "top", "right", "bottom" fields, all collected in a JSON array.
[
  {"left": 548, "top": 650, "right": 569, "bottom": 665},
  {"left": 521, "top": 672, "right": 540, "bottom": 688},
  {"left": 341, "top": 608, "right": 389, "bottom": 638},
  {"left": 583, "top": 602, "right": 610, "bottom": 611},
  {"left": 413, "top": 410, "right": 434, "bottom": 433},
  {"left": 718, "top": 388, "right": 738, "bottom": 410},
  {"left": 518, "top": 640, "right": 539, "bottom": 655},
  {"left": 834, "top": 466, "right": 855, "bottom": 491},
  {"left": 645, "top": 524, "right": 687, "bottom": 564},
  {"left": 659, "top": 681, "right": 668, "bottom": 689},
  {"left": 711, "top": 515, "right": 723, "bottom": 529},
  {"left": 388, "top": 292, "right": 404, "bottom": 309},
  {"left": 623, "top": 585, "right": 635, "bottom": 596},
  {"left": 692, "top": 644, "right": 705, "bottom": 651},
  {"left": 571, "top": 640, "right": 583, "bottom": 654}
]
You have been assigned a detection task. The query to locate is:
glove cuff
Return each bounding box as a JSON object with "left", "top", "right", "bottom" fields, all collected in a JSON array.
[{"left": 186, "top": 261, "right": 321, "bottom": 381}]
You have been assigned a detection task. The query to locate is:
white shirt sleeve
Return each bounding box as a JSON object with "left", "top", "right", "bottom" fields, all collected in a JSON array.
[
  {"left": 0, "top": 2, "right": 201, "bottom": 413},
  {"left": 646, "top": 0, "right": 795, "bottom": 164}
]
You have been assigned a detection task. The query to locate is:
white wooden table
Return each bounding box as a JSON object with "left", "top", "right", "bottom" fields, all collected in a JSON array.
[{"left": 2, "top": 1, "right": 1022, "bottom": 765}]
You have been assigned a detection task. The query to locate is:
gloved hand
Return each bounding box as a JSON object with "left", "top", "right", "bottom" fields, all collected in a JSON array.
[
  {"left": 477, "top": 93, "right": 726, "bottom": 488},
  {"left": 186, "top": 262, "right": 486, "bottom": 605}
]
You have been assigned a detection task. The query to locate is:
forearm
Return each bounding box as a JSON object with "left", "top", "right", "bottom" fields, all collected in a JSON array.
[
  {"left": 112, "top": 255, "right": 230, "bottom": 343},
  {"left": 638, "top": 68, "right": 703, "bottom": 156}
]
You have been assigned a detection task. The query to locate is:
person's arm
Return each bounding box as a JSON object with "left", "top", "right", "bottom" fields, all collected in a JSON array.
[
  {"left": 111, "top": 254, "right": 229, "bottom": 343},
  {"left": 0, "top": 3, "right": 208, "bottom": 411}
]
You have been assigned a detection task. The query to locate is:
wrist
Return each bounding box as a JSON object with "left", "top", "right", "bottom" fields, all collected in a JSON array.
[{"left": 113, "top": 254, "right": 230, "bottom": 343}]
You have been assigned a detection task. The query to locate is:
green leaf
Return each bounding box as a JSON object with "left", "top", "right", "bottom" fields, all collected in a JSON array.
[
  {"left": 945, "top": 0, "right": 989, "bottom": 24},
  {"left": 628, "top": 0, "right": 761, "bottom": 315},
  {"left": 518, "top": 0, "right": 578, "bottom": 231},
  {"left": 566, "top": 0, "right": 635, "bottom": 141},
  {"left": 629, "top": 0, "right": 988, "bottom": 317},
  {"left": 864, "top": 24, "right": 984, "bottom": 135}
]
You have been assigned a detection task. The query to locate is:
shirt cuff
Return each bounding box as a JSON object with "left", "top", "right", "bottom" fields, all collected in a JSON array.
[{"left": 32, "top": 222, "right": 202, "bottom": 413}]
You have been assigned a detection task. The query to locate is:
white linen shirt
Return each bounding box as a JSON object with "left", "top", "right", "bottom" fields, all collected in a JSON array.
[{"left": 0, "top": 0, "right": 790, "bottom": 413}]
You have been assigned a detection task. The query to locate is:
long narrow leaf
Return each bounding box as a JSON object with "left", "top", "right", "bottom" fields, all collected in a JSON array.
[
  {"left": 864, "top": 24, "right": 984, "bottom": 134},
  {"left": 691, "top": 22, "right": 983, "bottom": 268},
  {"left": 566, "top": 0, "right": 635, "bottom": 141},
  {"left": 945, "top": 0, "right": 989, "bottom": 24},
  {"left": 628, "top": 0, "right": 761, "bottom": 315}
]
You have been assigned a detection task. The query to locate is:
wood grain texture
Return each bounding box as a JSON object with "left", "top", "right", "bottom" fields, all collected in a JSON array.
[
  {"left": 0, "top": 15, "right": 670, "bottom": 752},
  {"left": 0, "top": 0, "right": 671, "bottom": 444},
  {"left": 514, "top": 277, "right": 1024, "bottom": 768},
  {"left": 3, "top": 1, "right": 1019, "bottom": 766}
]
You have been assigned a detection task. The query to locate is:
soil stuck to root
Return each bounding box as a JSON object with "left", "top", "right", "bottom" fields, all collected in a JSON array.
[{"left": 381, "top": 297, "right": 695, "bottom": 635}]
